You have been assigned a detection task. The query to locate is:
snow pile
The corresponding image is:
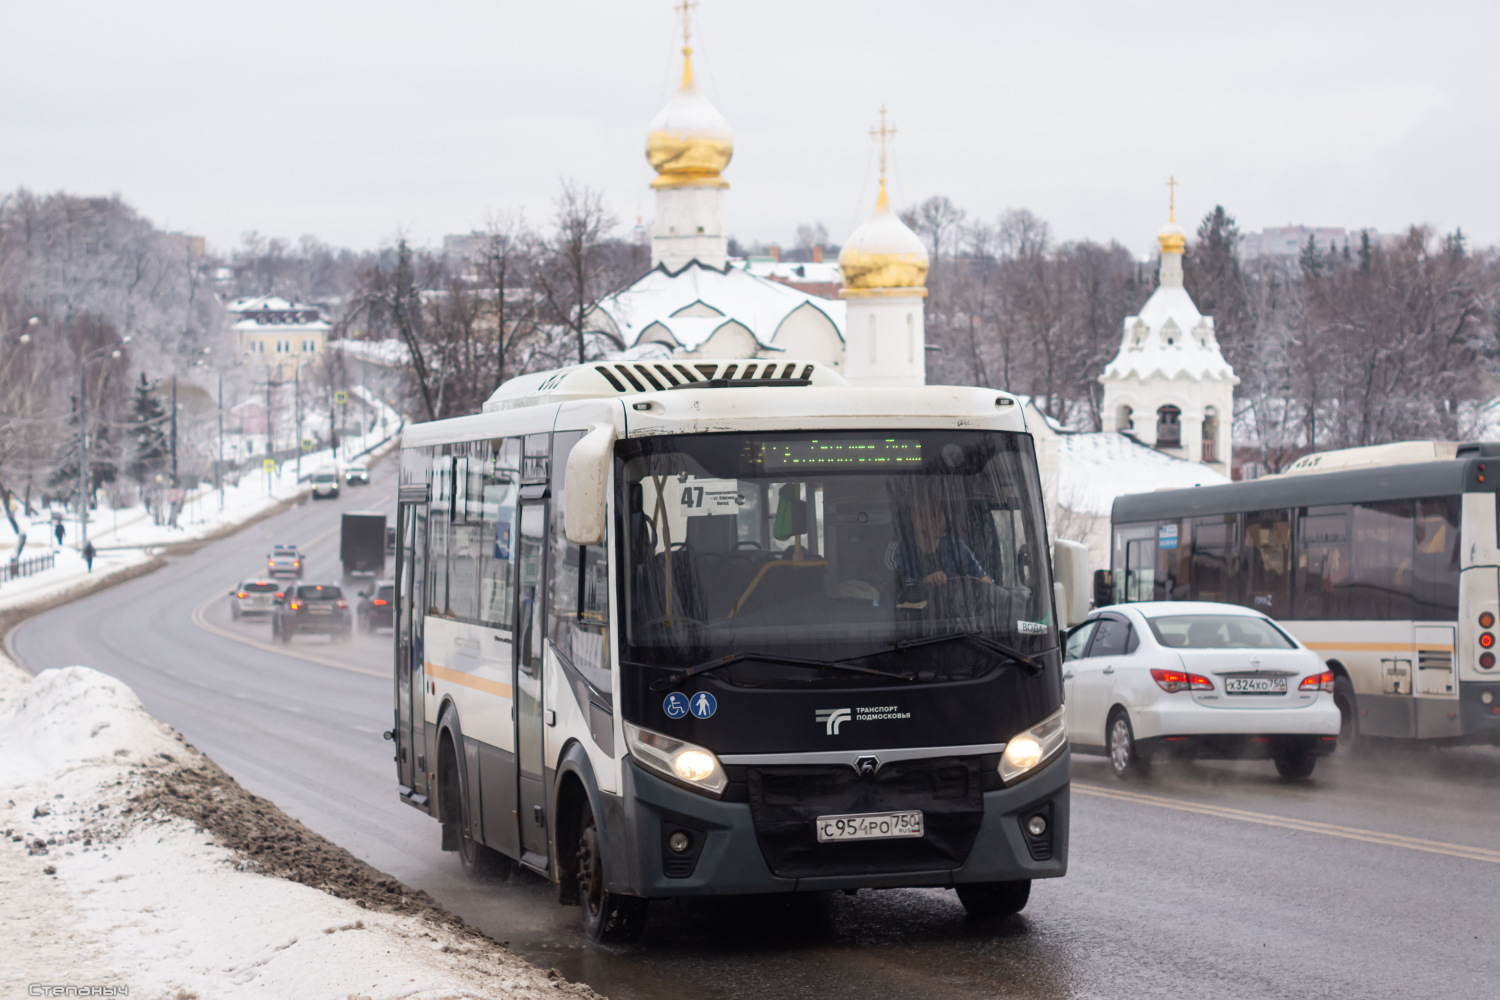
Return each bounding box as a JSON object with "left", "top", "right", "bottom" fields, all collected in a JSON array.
[{"left": 0, "top": 660, "right": 600, "bottom": 1000}]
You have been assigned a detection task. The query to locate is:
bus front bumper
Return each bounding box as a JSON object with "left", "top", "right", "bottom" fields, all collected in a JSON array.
[{"left": 603, "top": 753, "right": 1069, "bottom": 899}]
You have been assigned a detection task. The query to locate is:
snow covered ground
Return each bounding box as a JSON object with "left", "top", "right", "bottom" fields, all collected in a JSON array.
[
  {"left": 0, "top": 656, "right": 599, "bottom": 1000},
  {"left": 0, "top": 391, "right": 402, "bottom": 614}
]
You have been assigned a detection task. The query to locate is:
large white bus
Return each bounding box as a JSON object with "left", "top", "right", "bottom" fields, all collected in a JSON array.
[
  {"left": 1108, "top": 442, "right": 1500, "bottom": 747},
  {"left": 390, "top": 359, "right": 1086, "bottom": 941}
]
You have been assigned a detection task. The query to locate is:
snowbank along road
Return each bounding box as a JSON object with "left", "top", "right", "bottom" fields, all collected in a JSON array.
[
  {"left": 0, "top": 656, "right": 599, "bottom": 999},
  {"left": 11, "top": 458, "right": 1500, "bottom": 999}
]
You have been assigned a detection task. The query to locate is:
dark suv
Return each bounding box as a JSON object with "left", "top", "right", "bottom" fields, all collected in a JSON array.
[
  {"left": 356, "top": 580, "right": 395, "bottom": 632},
  {"left": 272, "top": 583, "right": 352, "bottom": 642}
]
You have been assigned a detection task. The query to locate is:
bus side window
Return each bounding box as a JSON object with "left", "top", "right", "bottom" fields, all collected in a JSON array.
[
  {"left": 479, "top": 438, "right": 521, "bottom": 629},
  {"left": 1242, "top": 509, "right": 1292, "bottom": 618},
  {"left": 1190, "top": 516, "right": 1235, "bottom": 604},
  {"left": 550, "top": 431, "right": 612, "bottom": 697},
  {"left": 1295, "top": 507, "right": 1351, "bottom": 620},
  {"left": 1352, "top": 501, "right": 1414, "bottom": 620},
  {"left": 1413, "top": 496, "right": 1461, "bottom": 618}
]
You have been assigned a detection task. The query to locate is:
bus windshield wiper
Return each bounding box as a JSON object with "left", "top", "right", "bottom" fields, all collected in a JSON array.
[
  {"left": 852, "top": 631, "right": 1049, "bottom": 676},
  {"left": 642, "top": 652, "right": 917, "bottom": 691}
]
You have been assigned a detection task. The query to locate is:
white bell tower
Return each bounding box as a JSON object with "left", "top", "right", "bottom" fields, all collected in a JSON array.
[{"left": 1100, "top": 178, "right": 1237, "bottom": 475}]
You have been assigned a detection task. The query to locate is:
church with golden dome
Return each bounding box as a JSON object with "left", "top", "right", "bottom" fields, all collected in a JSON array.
[{"left": 587, "top": 7, "right": 932, "bottom": 387}]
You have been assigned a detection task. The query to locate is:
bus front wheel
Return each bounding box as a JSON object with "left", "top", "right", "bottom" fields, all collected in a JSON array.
[
  {"left": 576, "top": 803, "right": 646, "bottom": 943},
  {"left": 956, "top": 879, "right": 1031, "bottom": 918}
]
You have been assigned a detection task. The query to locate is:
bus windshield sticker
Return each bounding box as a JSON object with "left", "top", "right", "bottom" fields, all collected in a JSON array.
[
  {"left": 663, "top": 692, "right": 689, "bottom": 719},
  {"left": 678, "top": 478, "right": 743, "bottom": 516},
  {"left": 1017, "top": 620, "right": 1048, "bottom": 635},
  {"left": 689, "top": 692, "right": 717, "bottom": 719},
  {"left": 1158, "top": 524, "right": 1178, "bottom": 549}
]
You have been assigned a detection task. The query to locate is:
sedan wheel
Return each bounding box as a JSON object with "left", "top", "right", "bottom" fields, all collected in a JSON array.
[
  {"left": 1273, "top": 752, "right": 1317, "bottom": 780},
  {"left": 1108, "top": 710, "right": 1149, "bottom": 780}
]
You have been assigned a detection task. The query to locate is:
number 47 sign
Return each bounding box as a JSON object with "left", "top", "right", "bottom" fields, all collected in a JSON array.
[{"left": 678, "top": 479, "right": 744, "bottom": 516}]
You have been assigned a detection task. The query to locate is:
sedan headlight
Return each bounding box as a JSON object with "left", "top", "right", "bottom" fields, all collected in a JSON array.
[
  {"left": 998, "top": 707, "right": 1067, "bottom": 786},
  {"left": 625, "top": 722, "right": 728, "bottom": 797}
]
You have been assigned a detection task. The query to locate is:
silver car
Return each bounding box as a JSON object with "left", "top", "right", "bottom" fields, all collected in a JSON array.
[{"left": 229, "top": 579, "right": 283, "bottom": 621}]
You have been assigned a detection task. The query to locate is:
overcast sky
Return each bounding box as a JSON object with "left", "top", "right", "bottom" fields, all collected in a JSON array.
[{"left": 5, "top": 1, "right": 1497, "bottom": 257}]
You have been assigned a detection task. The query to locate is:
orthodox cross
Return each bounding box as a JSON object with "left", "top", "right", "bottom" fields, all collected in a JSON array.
[
  {"left": 871, "top": 105, "right": 897, "bottom": 181},
  {"left": 674, "top": 0, "right": 698, "bottom": 51},
  {"left": 1166, "top": 175, "right": 1178, "bottom": 223}
]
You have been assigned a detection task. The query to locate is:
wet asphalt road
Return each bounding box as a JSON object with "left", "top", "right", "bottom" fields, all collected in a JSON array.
[{"left": 11, "top": 458, "right": 1500, "bottom": 999}]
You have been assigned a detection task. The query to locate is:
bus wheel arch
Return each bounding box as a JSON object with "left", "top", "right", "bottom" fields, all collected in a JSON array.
[
  {"left": 435, "top": 709, "right": 462, "bottom": 853},
  {"left": 552, "top": 741, "right": 602, "bottom": 906}
]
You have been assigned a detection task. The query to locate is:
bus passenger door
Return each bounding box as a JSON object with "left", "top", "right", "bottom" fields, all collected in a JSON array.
[
  {"left": 514, "top": 500, "right": 550, "bottom": 868},
  {"left": 396, "top": 501, "right": 429, "bottom": 804}
]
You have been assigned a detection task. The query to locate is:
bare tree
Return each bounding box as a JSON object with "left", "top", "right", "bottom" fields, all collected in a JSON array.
[{"left": 534, "top": 181, "right": 624, "bottom": 365}]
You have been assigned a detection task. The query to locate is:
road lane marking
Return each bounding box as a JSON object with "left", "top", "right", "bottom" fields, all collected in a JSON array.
[
  {"left": 1074, "top": 781, "right": 1500, "bottom": 865},
  {"left": 190, "top": 590, "right": 386, "bottom": 679}
]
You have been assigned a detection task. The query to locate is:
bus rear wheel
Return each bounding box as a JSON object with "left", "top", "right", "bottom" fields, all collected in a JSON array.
[
  {"left": 576, "top": 803, "right": 646, "bottom": 943},
  {"left": 1333, "top": 674, "right": 1360, "bottom": 751}
]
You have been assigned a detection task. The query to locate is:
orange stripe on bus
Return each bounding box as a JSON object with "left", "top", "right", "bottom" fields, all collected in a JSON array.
[
  {"left": 426, "top": 662, "right": 513, "bottom": 699},
  {"left": 1302, "top": 642, "right": 1454, "bottom": 653}
]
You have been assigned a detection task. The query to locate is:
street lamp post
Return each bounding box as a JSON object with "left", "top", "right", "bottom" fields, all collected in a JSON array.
[{"left": 76, "top": 339, "right": 127, "bottom": 550}]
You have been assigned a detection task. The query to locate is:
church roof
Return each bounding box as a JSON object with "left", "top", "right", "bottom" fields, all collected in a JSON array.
[
  {"left": 594, "top": 261, "right": 846, "bottom": 349},
  {"left": 1055, "top": 431, "right": 1230, "bottom": 516}
]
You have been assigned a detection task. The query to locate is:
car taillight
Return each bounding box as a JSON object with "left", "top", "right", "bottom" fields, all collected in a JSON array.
[
  {"left": 1299, "top": 670, "right": 1335, "bottom": 692},
  {"left": 290, "top": 602, "right": 301, "bottom": 610},
  {"left": 236, "top": 591, "right": 247, "bottom": 598},
  {"left": 293, "top": 561, "right": 300, "bottom": 568},
  {"left": 268, "top": 559, "right": 275, "bottom": 566},
  {"left": 336, "top": 600, "right": 348, "bottom": 609},
  {"left": 1151, "top": 668, "right": 1213, "bottom": 692},
  {"left": 275, "top": 592, "right": 284, "bottom": 599},
  {"left": 371, "top": 598, "right": 388, "bottom": 606}
]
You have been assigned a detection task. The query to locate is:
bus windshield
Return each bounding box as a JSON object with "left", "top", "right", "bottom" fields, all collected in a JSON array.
[{"left": 618, "top": 430, "right": 1054, "bottom": 685}]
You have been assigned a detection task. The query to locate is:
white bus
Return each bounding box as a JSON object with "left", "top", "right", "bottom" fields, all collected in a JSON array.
[
  {"left": 390, "top": 359, "right": 1086, "bottom": 941},
  {"left": 1109, "top": 442, "right": 1500, "bottom": 746}
]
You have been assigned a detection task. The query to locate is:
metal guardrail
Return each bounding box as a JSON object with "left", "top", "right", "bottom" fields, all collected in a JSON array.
[{"left": 1, "top": 551, "right": 57, "bottom": 583}]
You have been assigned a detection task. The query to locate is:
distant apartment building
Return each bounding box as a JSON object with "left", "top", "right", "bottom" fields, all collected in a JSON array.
[
  {"left": 1239, "top": 226, "right": 1393, "bottom": 261},
  {"left": 230, "top": 296, "right": 330, "bottom": 376}
]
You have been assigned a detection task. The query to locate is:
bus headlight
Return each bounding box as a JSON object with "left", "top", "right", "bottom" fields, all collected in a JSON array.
[
  {"left": 625, "top": 723, "right": 728, "bottom": 797},
  {"left": 999, "top": 708, "right": 1067, "bottom": 786}
]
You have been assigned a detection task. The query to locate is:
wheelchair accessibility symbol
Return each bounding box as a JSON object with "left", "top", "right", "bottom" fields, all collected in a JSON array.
[
  {"left": 689, "top": 691, "right": 717, "bottom": 719},
  {"left": 662, "top": 692, "right": 690, "bottom": 719}
]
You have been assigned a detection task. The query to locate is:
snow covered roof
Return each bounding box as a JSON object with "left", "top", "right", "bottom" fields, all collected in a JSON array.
[
  {"left": 1100, "top": 258, "right": 1236, "bottom": 384},
  {"left": 738, "top": 259, "right": 843, "bottom": 285},
  {"left": 594, "top": 261, "right": 846, "bottom": 347},
  {"left": 228, "top": 296, "right": 321, "bottom": 314},
  {"left": 1054, "top": 431, "right": 1230, "bottom": 516}
]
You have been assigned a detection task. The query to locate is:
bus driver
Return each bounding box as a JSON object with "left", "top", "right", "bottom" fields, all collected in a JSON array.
[{"left": 884, "top": 494, "right": 992, "bottom": 588}]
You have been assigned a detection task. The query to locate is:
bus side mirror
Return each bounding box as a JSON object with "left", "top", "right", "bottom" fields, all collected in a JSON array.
[
  {"left": 1051, "top": 539, "right": 1090, "bottom": 629},
  {"left": 564, "top": 422, "right": 617, "bottom": 546}
]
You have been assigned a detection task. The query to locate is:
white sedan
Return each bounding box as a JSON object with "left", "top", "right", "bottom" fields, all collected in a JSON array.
[{"left": 1063, "top": 601, "right": 1341, "bottom": 780}]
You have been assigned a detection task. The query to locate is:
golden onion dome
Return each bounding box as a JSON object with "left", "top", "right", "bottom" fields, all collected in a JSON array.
[
  {"left": 645, "top": 48, "right": 733, "bottom": 189},
  {"left": 1158, "top": 220, "right": 1187, "bottom": 255},
  {"left": 838, "top": 178, "right": 930, "bottom": 291}
]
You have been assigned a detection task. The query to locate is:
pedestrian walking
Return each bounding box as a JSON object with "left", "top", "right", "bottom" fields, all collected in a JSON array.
[
  {"left": 54, "top": 522, "right": 64, "bottom": 545},
  {"left": 82, "top": 540, "right": 96, "bottom": 573}
]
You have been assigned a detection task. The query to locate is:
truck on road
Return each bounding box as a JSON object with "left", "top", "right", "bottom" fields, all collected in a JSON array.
[{"left": 341, "top": 512, "right": 387, "bottom": 577}]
